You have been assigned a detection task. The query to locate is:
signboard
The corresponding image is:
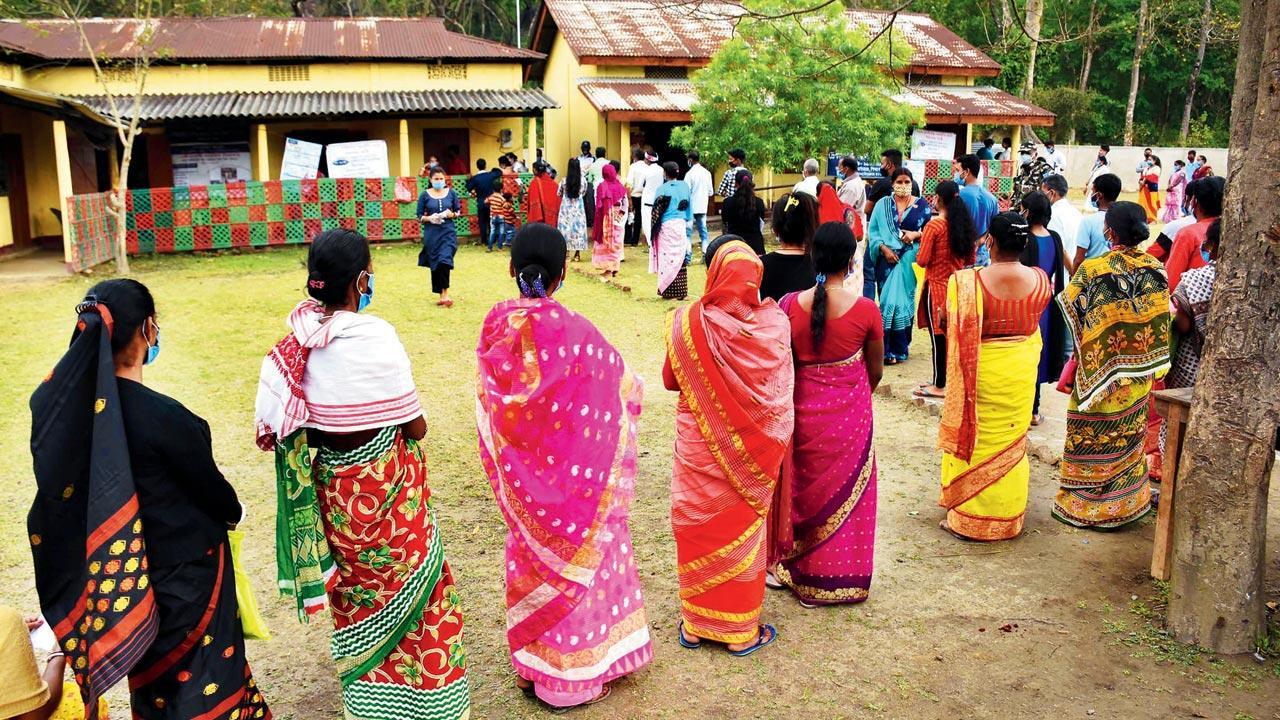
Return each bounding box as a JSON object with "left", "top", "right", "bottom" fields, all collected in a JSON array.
[
  {"left": 910, "top": 129, "right": 957, "bottom": 161},
  {"left": 280, "top": 138, "right": 323, "bottom": 180},
  {"left": 171, "top": 143, "right": 252, "bottom": 186},
  {"left": 326, "top": 140, "right": 390, "bottom": 179}
]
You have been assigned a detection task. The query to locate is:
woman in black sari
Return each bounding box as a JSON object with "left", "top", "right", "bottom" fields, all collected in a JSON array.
[{"left": 28, "top": 279, "right": 269, "bottom": 720}]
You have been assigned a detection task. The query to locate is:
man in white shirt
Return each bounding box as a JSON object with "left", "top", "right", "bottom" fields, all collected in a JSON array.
[
  {"left": 836, "top": 155, "right": 865, "bottom": 212},
  {"left": 684, "top": 150, "right": 714, "bottom": 253},
  {"left": 585, "top": 146, "right": 609, "bottom": 186},
  {"left": 1042, "top": 140, "right": 1067, "bottom": 175},
  {"left": 625, "top": 148, "right": 647, "bottom": 246},
  {"left": 639, "top": 151, "right": 665, "bottom": 248},
  {"left": 792, "top": 158, "right": 820, "bottom": 197},
  {"left": 1041, "top": 173, "right": 1082, "bottom": 260}
]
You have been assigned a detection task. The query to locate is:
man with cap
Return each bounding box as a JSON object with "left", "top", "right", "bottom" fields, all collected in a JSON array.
[
  {"left": 1042, "top": 139, "right": 1067, "bottom": 175},
  {"left": 1012, "top": 143, "right": 1051, "bottom": 208},
  {"left": 639, "top": 150, "right": 666, "bottom": 248},
  {"left": 578, "top": 140, "right": 595, "bottom": 181}
]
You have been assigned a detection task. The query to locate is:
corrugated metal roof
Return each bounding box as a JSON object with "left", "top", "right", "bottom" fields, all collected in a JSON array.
[
  {"left": 0, "top": 17, "right": 542, "bottom": 62},
  {"left": 576, "top": 78, "right": 1054, "bottom": 125},
  {"left": 73, "top": 89, "right": 559, "bottom": 120},
  {"left": 540, "top": 0, "right": 999, "bottom": 74}
]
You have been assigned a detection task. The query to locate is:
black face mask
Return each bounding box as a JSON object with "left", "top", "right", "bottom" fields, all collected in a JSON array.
[{"left": 880, "top": 166, "right": 890, "bottom": 178}]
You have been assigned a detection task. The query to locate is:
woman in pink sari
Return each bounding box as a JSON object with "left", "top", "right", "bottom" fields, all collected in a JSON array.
[
  {"left": 476, "top": 223, "right": 653, "bottom": 709},
  {"left": 593, "top": 162, "right": 627, "bottom": 278},
  {"left": 775, "top": 222, "right": 884, "bottom": 605}
]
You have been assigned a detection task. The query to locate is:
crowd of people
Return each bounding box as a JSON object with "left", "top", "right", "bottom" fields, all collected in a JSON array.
[{"left": 7, "top": 132, "right": 1228, "bottom": 719}]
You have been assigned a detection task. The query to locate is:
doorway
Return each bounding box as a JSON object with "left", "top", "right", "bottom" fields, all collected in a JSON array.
[
  {"left": 0, "top": 134, "right": 31, "bottom": 249},
  {"left": 631, "top": 123, "right": 688, "bottom": 177},
  {"left": 422, "top": 128, "right": 471, "bottom": 176}
]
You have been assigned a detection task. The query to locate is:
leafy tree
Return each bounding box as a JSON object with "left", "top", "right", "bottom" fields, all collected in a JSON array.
[{"left": 671, "top": 0, "right": 922, "bottom": 172}]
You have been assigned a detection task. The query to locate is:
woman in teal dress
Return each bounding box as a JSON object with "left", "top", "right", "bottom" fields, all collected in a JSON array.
[
  {"left": 417, "top": 166, "right": 462, "bottom": 308},
  {"left": 867, "top": 167, "right": 931, "bottom": 364}
]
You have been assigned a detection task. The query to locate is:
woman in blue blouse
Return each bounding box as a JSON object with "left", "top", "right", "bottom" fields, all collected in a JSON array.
[
  {"left": 867, "top": 167, "right": 931, "bottom": 364},
  {"left": 418, "top": 166, "right": 462, "bottom": 308}
]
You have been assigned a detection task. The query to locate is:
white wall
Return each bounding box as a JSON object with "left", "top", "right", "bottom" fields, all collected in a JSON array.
[{"left": 1050, "top": 145, "right": 1228, "bottom": 193}]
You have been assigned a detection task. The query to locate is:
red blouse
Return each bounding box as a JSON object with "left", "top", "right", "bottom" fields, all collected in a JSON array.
[
  {"left": 784, "top": 295, "right": 883, "bottom": 363},
  {"left": 978, "top": 268, "right": 1052, "bottom": 338},
  {"left": 916, "top": 216, "right": 975, "bottom": 331}
]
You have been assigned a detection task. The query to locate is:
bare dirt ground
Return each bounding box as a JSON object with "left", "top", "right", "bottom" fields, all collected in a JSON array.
[{"left": 1, "top": 243, "right": 1277, "bottom": 720}]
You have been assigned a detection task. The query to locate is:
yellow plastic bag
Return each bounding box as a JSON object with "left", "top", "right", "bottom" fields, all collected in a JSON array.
[{"left": 227, "top": 529, "right": 271, "bottom": 641}]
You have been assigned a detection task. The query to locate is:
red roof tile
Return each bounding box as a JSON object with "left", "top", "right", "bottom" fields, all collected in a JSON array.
[
  {"left": 535, "top": 0, "right": 999, "bottom": 75},
  {"left": 0, "top": 17, "right": 542, "bottom": 63}
]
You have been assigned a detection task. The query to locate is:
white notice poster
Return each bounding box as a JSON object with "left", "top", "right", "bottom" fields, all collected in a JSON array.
[
  {"left": 910, "top": 129, "right": 957, "bottom": 161},
  {"left": 280, "top": 138, "right": 323, "bottom": 180},
  {"left": 326, "top": 140, "right": 390, "bottom": 179},
  {"left": 171, "top": 143, "right": 253, "bottom": 186}
]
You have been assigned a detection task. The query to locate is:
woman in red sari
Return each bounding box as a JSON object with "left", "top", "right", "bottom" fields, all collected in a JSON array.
[
  {"left": 665, "top": 236, "right": 794, "bottom": 655},
  {"left": 525, "top": 161, "right": 560, "bottom": 227}
]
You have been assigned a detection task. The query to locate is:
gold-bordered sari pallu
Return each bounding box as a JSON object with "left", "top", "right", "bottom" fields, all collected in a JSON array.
[
  {"left": 1053, "top": 248, "right": 1170, "bottom": 529},
  {"left": 937, "top": 269, "right": 1041, "bottom": 541},
  {"left": 666, "top": 241, "right": 794, "bottom": 644}
]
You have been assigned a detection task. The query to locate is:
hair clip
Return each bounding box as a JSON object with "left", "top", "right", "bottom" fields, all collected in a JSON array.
[
  {"left": 308, "top": 279, "right": 325, "bottom": 289},
  {"left": 815, "top": 273, "right": 827, "bottom": 284},
  {"left": 517, "top": 275, "right": 548, "bottom": 299},
  {"left": 74, "top": 295, "right": 99, "bottom": 315},
  {"left": 784, "top": 195, "right": 799, "bottom": 213}
]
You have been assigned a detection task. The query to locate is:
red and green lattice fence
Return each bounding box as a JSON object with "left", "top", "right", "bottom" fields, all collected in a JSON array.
[
  {"left": 921, "top": 160, "right": 1016, "bottom": 197},
  {"left": 66, "top": 174, "right": 529, "bottom": 272},
  {"left": 66, "top": 191, "right": 120, "bottom": 273}
]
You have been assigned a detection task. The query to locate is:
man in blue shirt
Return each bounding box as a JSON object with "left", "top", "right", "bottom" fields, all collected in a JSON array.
[
  {"left": 957, "top": 154, "right": 998, "bottom": 266},
  {"left": 1072, "top": 172, "right": 1121, "bottom": 275},
  {"left": 1184, "top": 149, "right": 1201, "bottom": 180},
  {"left": 465, "top": 159, "right": 501, "bottom": 244},
  {"left": 976, "top": 138, "right": 996, "bottom": 160}
]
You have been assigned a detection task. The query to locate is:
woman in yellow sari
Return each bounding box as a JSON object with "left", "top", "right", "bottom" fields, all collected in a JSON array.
[
  {"left": 664, "top": 236, "right": 793, "bottom": 655},
  {"left": 938, "top": 212, "right": 1052, "bottom": 541}
]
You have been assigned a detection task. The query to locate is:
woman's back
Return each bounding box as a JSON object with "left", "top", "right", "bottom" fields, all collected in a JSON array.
[
  {"left": 977, "top": 265, "right": 1051, "bottom": 337},
  {"left": 785, "top": 293, "right": 882, "bottom": 363}
]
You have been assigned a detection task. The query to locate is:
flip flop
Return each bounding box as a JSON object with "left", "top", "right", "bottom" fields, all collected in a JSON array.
[
  {"left": 677, "top": 621, "right": 702, "bottom": 650},
  {"left": 913, "top": 388, "right": 945, "bottom": 399},
  {"left": 729, "top": 624, "right": 777, "bottom": 657}
]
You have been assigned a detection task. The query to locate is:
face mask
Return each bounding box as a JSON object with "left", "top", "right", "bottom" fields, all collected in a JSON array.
[
  {"left": 357, "top": 271, "right": 374, "bottom": 312},
  {"left": 1098, "top": 153, "right": 1106, "bottom": 161},
  {"left": 893, "top": 185, "right": 912, "bottom": 198},
  {"left": 1201, "top": 249, "right": 1212, "bottom": 263},
  {"left": 880, "top": 166, "right": 890, "bottom": 178},
  {"left": 431, "top": 180, "right": 446, "bottom": 190},
  {"left": 953, "top": 172, "right": 964, "bottom": 183},
  {"left": 143, "top": 320, "right": 160, "bottom": 365}
]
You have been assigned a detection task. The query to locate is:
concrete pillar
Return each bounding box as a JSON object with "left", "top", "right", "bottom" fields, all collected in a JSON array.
[
  {"left": 108, "top": 143, "right": 120, "bottom": 188},
  {"left": 1011, "top": 126, "right": 1023, "bottom": 153},
  {"left": 618, "top": 120, "right": 631, "bottom": 163},
  {"left": 526, "top": 115, "right": 539, "bottom": 164},
  {"left": 255, "top": 123, "right": 270, "bottom": 181},
  {"left": 52, "top": 120, "right": 75, "bottom": 264},
  {"left": 398, "top": 119, "right": 410, "bottom": 176}
]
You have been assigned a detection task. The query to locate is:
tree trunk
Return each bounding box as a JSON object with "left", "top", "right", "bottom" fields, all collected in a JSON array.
[
  {"left": 1166, "top": 0, "right": 1279, "bottom": 654},
  {"left": 1122, "top": 0, "right": 1149, "bottom": 145},
  {"left": 999, "top": 0, "right": 1014, "bottom": 40},
  {"left": 1179, "top": 0, "right": 1213, "bottom": 140},
  {"left": 113, "top": 130, "right": 138, "bottom": 275},
  {"left": 1022, "top": 0, "right": 1044, "bottom": 97},
  {"left": 1079, "top": 0, "right": 1098, "bottom": 92}
]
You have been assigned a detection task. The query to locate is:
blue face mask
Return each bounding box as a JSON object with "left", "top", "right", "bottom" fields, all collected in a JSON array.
[
  {"left": 1201, "top": 249, "right": 1212, "bottom": 263},
  {"left": 953, "top": 172, "right": 964, "bottom": 183},
  {"left": 431, "top": 180, "right": 446, "bottom": 190},
  {"left": 357, "top": 271, "right": 374, "bottom": 312},
  {"left": 143, "top": 321, "right": 160, "bottom": 365}
]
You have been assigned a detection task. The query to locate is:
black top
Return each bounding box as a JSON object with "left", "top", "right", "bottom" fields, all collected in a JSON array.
[
  {"left": 117, "top": 378, "right": 240, "bottom": 567},
  {"left": 760, "top": 252, "right": 816, "bottom": 302},
  {"left": 866, "top": 175, "right": 921, "bottom": 208},
  {"left": 466, "top": 169, "right": 501, "bottom": 201},
  {"left": 721, "top": 194, "right": 767, "bottom": 255}
]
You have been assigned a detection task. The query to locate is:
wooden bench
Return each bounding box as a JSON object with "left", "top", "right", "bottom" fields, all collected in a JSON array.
[{"left": 1150, "top": 386, "right": 1194, "bottom": 581}]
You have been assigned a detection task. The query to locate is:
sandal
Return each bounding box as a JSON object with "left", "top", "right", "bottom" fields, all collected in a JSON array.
[
  {"left": 1030, "top": 414, "right": 1044, "bottom": 426},
  {"left": 728, "top": 624, "right": 777, "bottom": 657},
  {"left": 913, "top": 387, "right": 945, "bottom": 399},
  {"left": 678, "top": 620, "right": 702, "bottom": 649},
  {"left": 765, "top": 571, "right": 784, "bottom": 590}
]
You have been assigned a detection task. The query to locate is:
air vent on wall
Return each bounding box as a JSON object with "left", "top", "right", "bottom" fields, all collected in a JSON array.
[{"left": 268, "top": 65, "right": 310, "bottom": 82}]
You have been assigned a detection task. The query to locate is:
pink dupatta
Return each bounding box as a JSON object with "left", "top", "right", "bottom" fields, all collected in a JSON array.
[{"left": 475, "top": 297, "right": 643, "bottom": 649}]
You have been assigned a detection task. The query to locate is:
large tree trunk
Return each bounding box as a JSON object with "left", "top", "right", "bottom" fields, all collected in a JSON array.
[
  {"left": 1079, "top": 0, "right": 1098, "bottom": 92},
  {"left": 1122, "top": 0, "right": 1150, "bottom": 145},
  {"left": 1179, "top": 0, "right": 1213, "bottom": 140},
  {"left": 1022, "top": 0, "right": 1044, "bottom": 97},
  {"left": 1166, "top": 0, "right": 1279, "bottom": 654}
]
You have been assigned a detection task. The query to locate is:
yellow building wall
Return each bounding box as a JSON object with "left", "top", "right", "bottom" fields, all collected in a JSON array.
[
  {"left": 540, "top": 36, "right": 650, "bottom": 171},
  {"left": 23, "top": 61, "right": 525, "bottom": 96},
  {"left": 253, "top": 116, "right": 532, "bottom": 180}
]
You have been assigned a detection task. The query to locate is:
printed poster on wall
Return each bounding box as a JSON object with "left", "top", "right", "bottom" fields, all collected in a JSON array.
[
  {"left": 171, "top": 143, "right": 253, "bottom": 186},
  {"left": 910, "top": 129, "right": 957, "bottom": 161},
  {"left": 280, "top": 138, "right": 323, "bottom": 180},
  {"left": 326, "top": 140, "right": 390, "bottom": 179}
]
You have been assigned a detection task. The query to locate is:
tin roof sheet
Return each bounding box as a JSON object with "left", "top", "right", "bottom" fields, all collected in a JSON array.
[
  {"left": 0, "top": 17, "right": 542, "bottom": 62},
  {"left": 74, "top": 89, "right": 558, "bottom": 120}
]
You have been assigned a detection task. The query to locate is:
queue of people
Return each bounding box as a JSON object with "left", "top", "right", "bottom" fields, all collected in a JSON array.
[{"left": 13, "top": 136, "right": 1226, "bottom": 719}]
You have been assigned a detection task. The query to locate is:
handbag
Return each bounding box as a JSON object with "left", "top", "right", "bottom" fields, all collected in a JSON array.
[
  {"left": 227, "top": 528, "right": 272, "bottom": 640},
  {"left": 1055, "top": 355, "right": 1078, "bottom": 395}
]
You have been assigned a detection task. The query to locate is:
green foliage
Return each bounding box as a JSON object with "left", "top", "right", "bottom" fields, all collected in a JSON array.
[
  {"left": 1030, "top": 86, "right": 1095, "bottom": 139},
  {"left": 671, "top": 0, "right": 922, "bottom": 171}
]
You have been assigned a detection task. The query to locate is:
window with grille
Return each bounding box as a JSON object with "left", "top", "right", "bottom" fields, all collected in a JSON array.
[
  {"left": 98, "top": 66, "right": 137, "bottom": 83},
  {"left": 425, "top": 64, "right": 467, "bottom": 80},
  {"left": 644, "top": 66, "right": 688, "bottom": 79},
  {"left": 268, "top": 65, "right": 310, "bottom": 82}
]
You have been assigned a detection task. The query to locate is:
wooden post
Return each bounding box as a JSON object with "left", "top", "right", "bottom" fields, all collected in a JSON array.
[
  {"left": 1150, "top": 387, "right": 1192, "bottom": 580},
  {"left": 255, "top": 123, "right": 270, "bottom": 181},
  {"left": 52, "top": 119, "right": 75, "bottom": 266},
  {"left": 526, "top": 115, "right": 539, "bottom": 165},
  {"left": 398, "top": 119, "right": 410, "bottom": 177}
]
